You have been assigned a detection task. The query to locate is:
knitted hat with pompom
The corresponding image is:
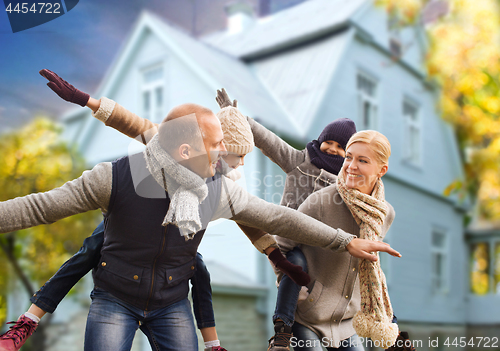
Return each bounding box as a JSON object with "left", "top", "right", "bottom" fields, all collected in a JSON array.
[{"left": 216, "top": 106, "right": 254, "bottom": 155}]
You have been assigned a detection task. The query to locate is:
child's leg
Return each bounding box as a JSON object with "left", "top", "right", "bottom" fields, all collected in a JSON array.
[
  {"left": 268, "top": 247, "right": 308, "bottom": 350},
  {"left": 272, "top": 247, "right": 308, "bottom": 327},
  {"left": 191, "top": 253, "right": 223, "bottom": 350},
  {"left": 30, "top": 221, "right": 105, "bottom": 314},
  {"left": 0, "top": 222, "right": 105, "bottom": 351}
]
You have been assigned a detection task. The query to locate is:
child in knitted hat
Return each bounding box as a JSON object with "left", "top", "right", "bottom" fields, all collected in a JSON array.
[
  {"left": 215, "top": 105, "right": 254, "bottom": 177},
  {"left": 213, "top": 90, "right": 361, "bottom": 351},
  {"left": 215, "top": 105, "right": 311, "bottom": 284}
]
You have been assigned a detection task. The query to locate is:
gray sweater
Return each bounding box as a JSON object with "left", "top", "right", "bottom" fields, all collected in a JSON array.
[
  {"left": 277, "top": 184, "right": 395, "bottom": 347},
  {"left": 247, "top": 117, "right": 337, "bottom": 209},
  {"left": 0, "top": 159, "right": 356, "bottom": 252}
]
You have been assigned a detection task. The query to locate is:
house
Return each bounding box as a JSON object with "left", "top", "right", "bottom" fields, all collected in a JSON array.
[{"left": 31, "top": 0, "right": 484, "bottom": 349}]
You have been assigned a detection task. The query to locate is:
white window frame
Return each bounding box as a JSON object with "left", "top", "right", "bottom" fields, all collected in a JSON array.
[
  {"left": 140, "top": 63, "right": 165, "bottom": 123},
  {"left": 357, "top": 72, "right": 378, "bottom": 130},
  {"left": 431, "top": 228, "right": 448, "bottom": 295},
  {"left": 403, "top": 99, "right": 422, "bottom": 166}
]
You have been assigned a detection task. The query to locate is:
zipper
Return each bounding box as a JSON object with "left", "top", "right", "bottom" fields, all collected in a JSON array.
[{"left": 144, "top": 225, "right": 167, "bottom": 311}]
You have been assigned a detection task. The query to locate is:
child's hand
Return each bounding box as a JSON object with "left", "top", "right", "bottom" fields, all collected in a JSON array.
[
  {"left": 39, "top": 69, "right": 90, "bottom": 107},
  {"left": 215, "top": 88, "right": 237, "bottom": 109}
]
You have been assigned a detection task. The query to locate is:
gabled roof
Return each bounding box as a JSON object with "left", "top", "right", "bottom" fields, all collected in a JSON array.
[
  {"left": 145, "top": 12, "right": 300, "bottom": 136},
  {"left": 202, "top": 0, "right": 367, "bottom": 59},
  {"left": 205, "top": 260, "right": 267, "bottom": 292},
  {"left": 253, "top": 28, "right": 353, "bottom": 132},
  {"left": 63, "top": 10, "right": 302, "bottom": 142}
]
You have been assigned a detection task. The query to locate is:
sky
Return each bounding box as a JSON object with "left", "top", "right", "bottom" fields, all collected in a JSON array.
[
  {"left": 0, "top": 0, "right": 310, "bottom": 132},
  {"left": 0, "top": 0, "right": 200, "bottom": 131}
]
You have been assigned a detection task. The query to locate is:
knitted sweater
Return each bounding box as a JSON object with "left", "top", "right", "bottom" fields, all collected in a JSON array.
[{"left": 277, "top": 184, "right": 395, "bottom": 347}]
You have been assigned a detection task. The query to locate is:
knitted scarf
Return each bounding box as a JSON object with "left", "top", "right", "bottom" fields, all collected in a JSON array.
[
  {"left": 144, "top": 133, "right": 208, "bottom": 239},
  {"left": 336, "top": 168, "right": 399, "bottom": 348},
  {"left": 306, "top": 140, "right": 344, "bottom": 176}
]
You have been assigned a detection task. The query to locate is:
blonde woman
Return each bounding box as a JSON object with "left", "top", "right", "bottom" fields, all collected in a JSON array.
[{"left": 273, "top": 130, "right": 411, "bottom": 351}]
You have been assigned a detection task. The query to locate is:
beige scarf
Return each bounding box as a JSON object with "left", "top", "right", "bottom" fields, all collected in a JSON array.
[
  {"left": 144, "top": 133, "right": 208, "bottom": 239},
  {"left": 336, "top": 167, "right": 398, "bottom": 348}
]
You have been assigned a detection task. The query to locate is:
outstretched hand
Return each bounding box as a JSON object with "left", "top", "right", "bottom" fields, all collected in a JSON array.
[
  {"left": 39, "top": 69, "right": 90, "bottom": 107},
  {"left": 346, "top": 238, "right": 401, "bottom": 261},
  {"left": 215, "top": 88, "right": 237, "bottom": 109}
]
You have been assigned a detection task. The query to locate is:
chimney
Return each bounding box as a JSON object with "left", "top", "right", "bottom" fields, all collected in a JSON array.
[{"left": 225, "top": 1, "right": 255, "bottom": 34}]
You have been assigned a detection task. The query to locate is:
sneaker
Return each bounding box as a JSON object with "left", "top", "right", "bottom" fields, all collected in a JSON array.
[
  {"left": 0, "top": 315, "right": 38, "bottom": 351},
  {"left": 385, "top": 331, "right": 416, "bottom": 351},
  {"left": 204, "top": 347, "right": 228, "bottom": 351},
  {"left": 267, "top": 321, "right": 292, "bottom": 351}
]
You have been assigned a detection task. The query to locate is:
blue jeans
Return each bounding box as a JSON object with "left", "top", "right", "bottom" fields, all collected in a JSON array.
[
  {"left": 191, "top": 253, "right": 215, "bottom": 329},
  {"left": 30, "top": 221, "right": 216, "bottom": 332},
  {"left": 291, "top": 323, "right": 364, "bottom": 351},
  {"left": 30, "top": 221, "right": 105, "bottom": 313},
  {"left": 273, "top": 247, "right": 308, "bottom": 327},
  {"left": 85, "top": 287, "right": 197, "bottom": 351}
]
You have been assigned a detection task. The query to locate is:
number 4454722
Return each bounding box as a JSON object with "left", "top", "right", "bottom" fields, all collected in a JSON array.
[
  {"left": 5, "top": 3, "right": 61, "bottom": 14},
  {"left": 444, "top": 337, "right": 498, "bottom": 348}
]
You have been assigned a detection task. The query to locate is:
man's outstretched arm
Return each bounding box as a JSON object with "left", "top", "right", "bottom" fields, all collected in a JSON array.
[
  {"left": 213, "top": 177, "right": 401, "bottom": 259},
  {"left": 0, "top": 163, "right": 111, "bottom": 233}
]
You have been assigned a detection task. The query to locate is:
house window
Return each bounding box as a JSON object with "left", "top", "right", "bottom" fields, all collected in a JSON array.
[
  {"left": 403, "top": 100, "right": 421, "bottom": 165},
  {"left": 431, "top": 230, "right": 447, "bottom": 293},
  {"left": 357, "top": 73, "right": 378, "bottom": 130},
  {"left": 470, "top": 242, "right": 490, "bottom": 295},
  {"left": 141, "top": 64, "right": 164, "bottom": 122}
]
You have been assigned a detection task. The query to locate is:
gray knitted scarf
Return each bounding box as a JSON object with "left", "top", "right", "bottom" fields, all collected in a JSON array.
[{"left": 144, "top": 133, "right": 208, "bottom": 239}]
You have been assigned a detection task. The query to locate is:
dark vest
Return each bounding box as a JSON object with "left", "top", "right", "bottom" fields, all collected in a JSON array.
[{"left": 92, "top": 153, "right": 221, "bottom": 311}]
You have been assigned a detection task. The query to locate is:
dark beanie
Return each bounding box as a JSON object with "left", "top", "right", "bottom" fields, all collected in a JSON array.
[{"left": 317, "top": 118, "right": 357, "bottom": 150}]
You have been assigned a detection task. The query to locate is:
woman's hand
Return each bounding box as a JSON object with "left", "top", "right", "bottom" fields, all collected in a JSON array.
[
  {"left": 39, "top": 69, "right": 90, "bottom": 107},
  {"left": 346, "top": 238, "right": 401, "bottom": 261}
]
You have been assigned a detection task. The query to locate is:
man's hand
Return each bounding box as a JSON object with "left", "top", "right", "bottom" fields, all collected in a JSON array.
[
  {"left": 216, "top": 88, "right": 237, "bottom": 109},
  {"left": 39, "top": 69, "right": 90, "bottom": 107},
  {"left": 346, "top": 238, "right": 401, "bottom": 261}
]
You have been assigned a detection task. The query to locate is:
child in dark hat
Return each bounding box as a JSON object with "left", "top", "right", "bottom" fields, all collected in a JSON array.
[
  {"left": 306, "top": 118, "right": 357, "bottom": 176},
  {"left": 265, "top": 118, "right": 357, "bottom": 351}
]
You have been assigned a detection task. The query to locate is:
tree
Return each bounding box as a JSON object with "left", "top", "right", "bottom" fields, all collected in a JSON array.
[
  {"left": 0, "top": 118, "right": 100, "bottom": 349},
  {"left": 378, "top": 0, "right": 500, "bottom": 221}
]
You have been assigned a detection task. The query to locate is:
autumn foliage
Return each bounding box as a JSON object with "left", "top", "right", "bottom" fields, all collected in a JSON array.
[
  {"left": 380, "top": 0, "right": 500, "bottom": 221},
  {"left": 0, "top": 118, "right": 100, "bottom": 324}
]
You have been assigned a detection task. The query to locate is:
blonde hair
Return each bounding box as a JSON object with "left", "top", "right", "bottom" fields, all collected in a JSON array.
[{"left": 346, "top": 130, "right": 391, "bottom": 165}]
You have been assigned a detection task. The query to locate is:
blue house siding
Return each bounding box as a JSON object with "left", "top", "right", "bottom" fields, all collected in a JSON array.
[{"left": 384, "top": 177, "right": 466, "bottom": 324}]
